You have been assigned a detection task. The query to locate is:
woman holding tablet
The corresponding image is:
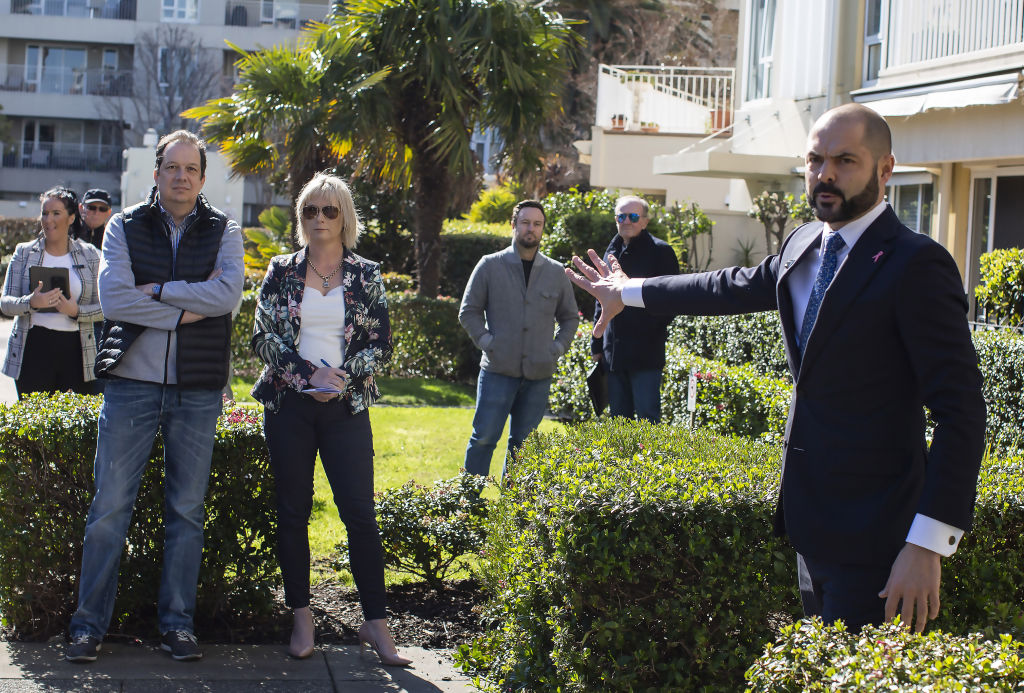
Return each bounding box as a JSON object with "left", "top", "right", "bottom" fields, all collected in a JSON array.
[{"left": 1, "top": 187, "right": 102, "bottom": 397}]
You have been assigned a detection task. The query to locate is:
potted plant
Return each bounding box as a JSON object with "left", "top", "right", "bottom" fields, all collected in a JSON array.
[
  {"left": 611, "top": 114, "right": 625, "bottom": 130},
  {"left": 641, "top": 121, "right": 660, "bottom": 133}
]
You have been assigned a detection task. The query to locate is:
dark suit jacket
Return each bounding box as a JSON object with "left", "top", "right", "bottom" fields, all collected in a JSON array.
[
  {"left": 592, "top": 230, "right": 679, "bottom": 371},
  {"left": 642, "top": 206, "right": 986, "bottom": 566}
]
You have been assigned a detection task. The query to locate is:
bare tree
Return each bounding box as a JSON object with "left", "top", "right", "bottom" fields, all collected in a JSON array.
[{"left": 99, "top": 25, "right": 228, "bottom": 145}]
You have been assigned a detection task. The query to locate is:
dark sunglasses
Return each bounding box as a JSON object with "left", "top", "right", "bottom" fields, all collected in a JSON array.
[
  {"left": 616, "top": 212, "right": 641, "bottom": 223},
  {"left": 86, "top": 204, "right": 110, "bottom": 213},
  {"left": 301, "top": 204, "right": 340, "bottom": 220}
]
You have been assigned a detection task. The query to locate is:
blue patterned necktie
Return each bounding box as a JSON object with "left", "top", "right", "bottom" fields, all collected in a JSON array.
[{"left": 799, "top": 231, "right": 846, "bottom": 353}]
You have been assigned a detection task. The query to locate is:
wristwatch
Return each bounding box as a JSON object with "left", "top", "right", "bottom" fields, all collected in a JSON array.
[{"left": 152, "top": 284, "right": 162, "bottom": 301}]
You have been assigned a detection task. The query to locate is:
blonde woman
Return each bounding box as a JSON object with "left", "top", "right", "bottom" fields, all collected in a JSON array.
[
  {"left": 251, "top": 173, "right": 409, "bottom": 665},
  {"left": 1, "top": 187, "right": 102, "bottom": 397}
]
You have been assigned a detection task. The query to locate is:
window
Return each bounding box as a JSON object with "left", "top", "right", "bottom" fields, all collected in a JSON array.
[
  {"left": 102, "top": 49, "right": 118, "bottom": 72},
  {"left": 863, "top": 0, "right": 886, "bottom": 84},
  {"left": 25, "top": 44, "right": 87, "bottom": 94},
  {"left": 746, "top": 0, "right": 777, "bottom": 100},
  {"left": 888, "top": 182, "right": 933, "bottom": 234},
  {"left": 162, "top": 0, "right": 198, "bottom": 23}
]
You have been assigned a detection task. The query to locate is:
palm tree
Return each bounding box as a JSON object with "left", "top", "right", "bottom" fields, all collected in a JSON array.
[
  {"left": 182, "top": 29, "right": 390, "bottom": 247},
  {"left": 331, "top": 0, "right": 577, "bottom": 296},
  {"left": 188, "top": 1, "right": 576, "bottom": 296}
]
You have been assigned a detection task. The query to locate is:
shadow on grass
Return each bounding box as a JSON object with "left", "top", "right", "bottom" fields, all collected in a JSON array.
[{"left": 374, "top": 376, "right": 475, "bottom": 408}]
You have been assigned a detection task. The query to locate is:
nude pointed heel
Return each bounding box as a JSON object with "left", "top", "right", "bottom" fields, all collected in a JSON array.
[{"left": 358, "top": 622, "right": 412, "bottom": 668}]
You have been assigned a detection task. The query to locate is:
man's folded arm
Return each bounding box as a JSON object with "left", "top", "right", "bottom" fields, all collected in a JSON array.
[{"left": 158, "top": 220, "right": 244, "bottom": 317}]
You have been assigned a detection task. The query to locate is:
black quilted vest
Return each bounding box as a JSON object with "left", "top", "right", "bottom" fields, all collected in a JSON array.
[{"left": 94, "top": 188, "right": 231, "bottom": 389}]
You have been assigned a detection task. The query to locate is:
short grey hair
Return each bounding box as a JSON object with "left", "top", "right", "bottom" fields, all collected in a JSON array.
[
  {"left": 615, "top": 195, "right": 649, "bottom": 216},
  {"left": 294, "top": 172, "right": 362, "bottom": 249}
]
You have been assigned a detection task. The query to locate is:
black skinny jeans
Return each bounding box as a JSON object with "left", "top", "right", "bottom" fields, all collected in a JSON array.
[{"left": 263, "top": 389, "right": 386, "bottom": 620}]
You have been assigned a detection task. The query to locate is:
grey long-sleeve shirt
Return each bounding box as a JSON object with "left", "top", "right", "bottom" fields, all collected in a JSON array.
[{"left": 98, "top": 204, "right": 244, "bottom": 384}]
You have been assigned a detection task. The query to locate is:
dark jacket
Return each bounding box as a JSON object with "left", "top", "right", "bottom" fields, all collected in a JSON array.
[
  {"left": 592, "top": 229, "right": 679, "bottom": 371},
  {"left": 95, "top": 188, "right": 233, "bottom": 389},
  {"left": 641, "top": 206, "right": 986, "bottom": 566}
]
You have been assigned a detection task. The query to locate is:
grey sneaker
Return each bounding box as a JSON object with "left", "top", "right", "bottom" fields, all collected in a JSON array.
[
  {"left": 160, "top": 630, "right": 203, "bottom": 661},
  {"left": 65, "top": 633, "right": 101, "bottom": 663}
]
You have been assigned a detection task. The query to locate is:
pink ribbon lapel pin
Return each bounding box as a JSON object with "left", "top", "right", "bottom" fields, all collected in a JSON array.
[{"left": 872, "top": 251, "right": 884, "bottom": 263}]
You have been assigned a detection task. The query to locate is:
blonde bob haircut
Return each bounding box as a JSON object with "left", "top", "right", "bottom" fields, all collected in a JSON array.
[{"left": 294, "top": 172, "right": 363, "bottom": 249}]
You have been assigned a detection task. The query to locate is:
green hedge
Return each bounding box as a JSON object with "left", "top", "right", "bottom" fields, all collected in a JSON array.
[
  {"left": 439, "top": 232, "right": 509, "bottom": 300},
  {"left": 385, "top": 292, "right": 478, "bottom": 382},
  {"left": 746, "top": 619, "right": 1024, "bottom": 691},
  {"left": 0, "top": 217, "right": 39, "bottom": 258},
  {"left": 0, "top": 393, "right": 278, "bottom": 640},
  {"left": 974, "top": 248, "right": 1024, "bottom": 327},
  {"left": 460, "top": 422, "right": 1024, "bottom": 691},
  {"left": 973, "top": 330, "right": 1024, "bottom": 453},
  {"left": 670, "top": 312, "right": 789, "bottom": 379},
  {"left": 549, "top": 319, "right": 791, "bottom": 440},
  {"left": 459, "top": 420, "right": 799, "bottom": 692}
]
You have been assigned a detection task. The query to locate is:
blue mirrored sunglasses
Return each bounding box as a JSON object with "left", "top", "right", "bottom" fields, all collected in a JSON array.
[{"left": 616, "top": 212, "right": 641, "bottom": 223}]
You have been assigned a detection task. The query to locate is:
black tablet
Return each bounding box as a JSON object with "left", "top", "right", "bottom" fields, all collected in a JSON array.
[{"left": 29, "top": 265, "right": 70, "bottom": 313}]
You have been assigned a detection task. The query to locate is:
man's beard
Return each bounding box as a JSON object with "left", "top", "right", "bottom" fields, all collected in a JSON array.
[
  {"left": 811, "top": 173, "right": 880, "bottom": 223},
  {"left": 516, "top": 235, "right": 540, "bottom": 249}
]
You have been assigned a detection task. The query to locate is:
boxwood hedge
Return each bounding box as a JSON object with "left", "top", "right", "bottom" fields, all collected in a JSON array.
[
  {"left": 460, "top": 420, "right": 1024, "bottom": 691},
  {"left": 0, "top": 393, "right": 278, "bottom": 640},
  {"left": 746, "top": 619, "right": 1024, "bottom": 691},
  {"left": 459, "top": 419, "right": 800, "bottom": 692}
]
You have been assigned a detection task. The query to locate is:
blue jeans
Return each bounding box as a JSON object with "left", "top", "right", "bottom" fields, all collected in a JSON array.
[
  {"left": 464, "top": 370, "right": 551, "bottom": 479},
  {"left": 70, "top": 379, "right": 223, "bottom": 639},
  {"left": 608, "top": 367, "right": 662, "bottom": 422}
]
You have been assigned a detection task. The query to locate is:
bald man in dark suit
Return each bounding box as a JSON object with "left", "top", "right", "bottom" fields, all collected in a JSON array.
[{"left": 566, "top": 103, "right": 986, "bottom": 633}]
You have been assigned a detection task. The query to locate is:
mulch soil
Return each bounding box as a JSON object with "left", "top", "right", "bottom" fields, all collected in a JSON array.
[{"left": 1, "top": 579, "right": 487, "bottom": 650}]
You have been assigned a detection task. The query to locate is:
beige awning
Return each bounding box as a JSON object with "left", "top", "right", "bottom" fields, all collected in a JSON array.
[
  {"left": 853, "top": 72, "right": 1021, "bottom": 117},
  {"left": 652, "top": 150, "right": 804, "bottom": 179}
]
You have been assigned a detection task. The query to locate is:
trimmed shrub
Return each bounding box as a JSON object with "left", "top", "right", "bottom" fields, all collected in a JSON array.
[
  {"left": 661, "top": 341, "right": 791, "bottom": 443},
  {"left": 467, "top": 187, "right": 517, "bottom": 224},
  {"left": 746, "top": 619, "right": 1024, "bottom": 691},
  {"left": 0, "top": 393, "right": 278, "bottom": 640},
  {"left": 549, "top": 321, "right": 596, "bottom": 421},
  {"left": 934, "top": 453, "right": 1024, "bottom": 640},
  {"left": 439, "top": 232, "right": 509, "bottom": 299},
  {"left": 974, "top": 248, "right": 1024, "bottom": 326},
  {"left": 670, "top": 312, "right": 789, "bottom": 379},
  {"left": 0, "top": 217, "right": 39, "bottom": 258},
  {"left": 460, "top": 420, "right": 799, "bottom": 692},
  {"left": 973, "top": 330, "right": 1024, "bottom": 453},
  {"left": 333, "top": 473, "right": 490, "bottom": 590},
  {"left": 381, "top": 272, "right": 415, "bottom": 294},
  {"left": 385, "top": 292, "right": 478, "bottom": 382},
  {"left": 231, "top": 288, "right": 261, "bottom": 379}
]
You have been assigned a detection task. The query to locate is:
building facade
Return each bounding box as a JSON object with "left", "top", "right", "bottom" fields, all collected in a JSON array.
[
  {"left": 0, "top": 0, "right": 334, "bottom": 220},
  {"left": 654, "top": 0, "right": 1023, "bottom": 303}
]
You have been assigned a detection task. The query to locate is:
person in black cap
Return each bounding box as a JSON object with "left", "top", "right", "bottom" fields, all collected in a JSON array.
[{"left": 77, "top": 189, "right": 114, "bottom": 250}]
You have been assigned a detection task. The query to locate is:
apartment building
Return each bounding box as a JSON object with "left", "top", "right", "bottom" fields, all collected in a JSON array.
[
  {"left": 0, "top": 0, "right": 335, "bottom": 220},
  {"left": 651, "top": 0, "right": 1024, "bottom": 300}
]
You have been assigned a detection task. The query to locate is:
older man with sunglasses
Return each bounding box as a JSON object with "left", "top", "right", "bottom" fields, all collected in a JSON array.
[
  {"left": 590, "top": 195, "right": 678, "bottom": 422},
  {"left": 76, "top": 189, "right": 115, "bottom": 250}
]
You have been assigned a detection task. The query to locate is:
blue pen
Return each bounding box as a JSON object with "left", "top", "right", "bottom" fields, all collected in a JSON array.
[{"left": 320, "top": 359, "right": 333, "bottom": 368}]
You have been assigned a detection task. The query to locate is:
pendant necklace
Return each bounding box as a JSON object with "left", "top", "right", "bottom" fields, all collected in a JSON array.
[{"left": 307, "top": 256, "right": 342, "bottom": 289}]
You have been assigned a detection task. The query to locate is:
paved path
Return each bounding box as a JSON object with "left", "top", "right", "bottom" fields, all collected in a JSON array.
[
  {"left": 0, "top": 318, "right": 477, "bottom": 691},
  {"left": 0, "top": 641, "right": 475, "bottom": 692}
]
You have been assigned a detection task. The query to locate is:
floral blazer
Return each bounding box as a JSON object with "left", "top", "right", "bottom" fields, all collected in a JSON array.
[{"left": 251, "top": 247, "right": 392, "bottom": 414}]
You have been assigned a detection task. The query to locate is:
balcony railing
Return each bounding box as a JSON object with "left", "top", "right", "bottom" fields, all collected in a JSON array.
[
  {"left": 8, "top": 0, "right": 137, "bottom": 20},
  {"left": 1, "top": 64, "right": 133, "bottom": 97},
  {"left": 596, "top": 64, "right": 735, "bottom": 135},
  {"left": 223, "top": 0, "right": 332, "bottom": 29},
  {"left": 885, "top": 0, "right": 1024, "bottom": 70},
  {"left": 2, "top": 142, "right": 122, "bottom": 172}
]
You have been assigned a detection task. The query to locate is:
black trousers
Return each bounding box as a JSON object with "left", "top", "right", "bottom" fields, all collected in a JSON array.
[
  {"left": 16, "top": 326, "right": 87, "bottom": 399},
  {"left": 263, "top": 390, "right": 386, "bottom": 620},
  {"left": 797, "top": 552, "right": 892, "bottom": 632}
]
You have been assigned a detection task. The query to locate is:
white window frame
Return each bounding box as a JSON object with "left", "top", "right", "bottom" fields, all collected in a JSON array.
[
  {"left": 161, "top": 0, "right": 198, "bottom": 23},
  {"left": 746, "top": 0, "right": 777, "bottom": 101},
  {"left": 863, "top": 0, "right": 888, "bottom": 85}
]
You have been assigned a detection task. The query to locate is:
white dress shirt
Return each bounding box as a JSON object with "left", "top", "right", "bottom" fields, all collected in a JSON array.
[{"left": 621, "top": 201, "right": 963, "bottom": 557}]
